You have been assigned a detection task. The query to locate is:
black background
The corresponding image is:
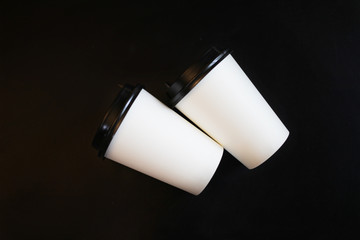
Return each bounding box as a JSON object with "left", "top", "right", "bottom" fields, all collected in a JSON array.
[{"left": 1, "top": 1, "right": 359, "bottom": 239}]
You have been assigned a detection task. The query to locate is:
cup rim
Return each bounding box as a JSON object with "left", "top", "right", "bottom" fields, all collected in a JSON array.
[
  {"left": 166, "top": 47, "right": 231, "bottom": 108},
  {"left": 92, "top": 84, "right": 143, "bottom": 158}
]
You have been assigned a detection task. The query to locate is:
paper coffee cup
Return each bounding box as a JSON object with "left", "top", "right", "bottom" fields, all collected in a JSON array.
[
  {"left": 166, "top": 47, "right": 289, "bottom": 169},
  {"left": 93, "top": 84, "right": 223, "bottom": 195}
]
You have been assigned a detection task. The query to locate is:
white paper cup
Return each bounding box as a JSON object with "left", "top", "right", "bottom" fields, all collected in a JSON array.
[
  {"left": 166, "top": 47, "right": 289, "bottom": 169},
  {"left": 93, "top": 84, "right": 223, "bottom": 195}
]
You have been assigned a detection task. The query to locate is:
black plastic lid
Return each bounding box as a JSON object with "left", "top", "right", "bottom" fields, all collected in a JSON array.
[
  {"left": 92, "top": 84, "right": 143, "bottom": 158},
  {"left": 166, "top": 47, "right": 231, "bottom": 107}
]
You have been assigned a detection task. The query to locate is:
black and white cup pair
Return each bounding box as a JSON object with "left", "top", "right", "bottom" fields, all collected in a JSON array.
[{"left": 92, "top": 47, "right": 289, "bottom": 195}]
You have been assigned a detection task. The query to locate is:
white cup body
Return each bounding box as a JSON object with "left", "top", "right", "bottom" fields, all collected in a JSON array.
[
  {"left": 104, "top": 89, "right": 223, "bottom": 195},
  {"left": 174, "top": 54, "right": 289, "bottom": 169}
]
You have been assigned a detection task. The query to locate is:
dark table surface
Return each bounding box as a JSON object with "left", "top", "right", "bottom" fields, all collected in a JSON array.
[{"left": 1, "top": 1, "right": 359, "bottom": 239}]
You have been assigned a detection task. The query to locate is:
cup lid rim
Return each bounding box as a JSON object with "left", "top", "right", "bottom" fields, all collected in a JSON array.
[
  {"left": 92, "top": 84, "right": 143, "bottom": 158},
  {"left": 166, "top": 47, "right": 231, "bottom": 108}
]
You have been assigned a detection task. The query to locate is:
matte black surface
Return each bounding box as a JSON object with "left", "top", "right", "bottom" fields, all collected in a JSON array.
[{"left": 1, "top": 1, "right": 359, "bottom": 239}]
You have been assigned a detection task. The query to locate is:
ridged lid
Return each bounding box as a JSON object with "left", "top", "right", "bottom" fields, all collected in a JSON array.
[
  {"left": 166, "top": 47, "right": 231, "bottom": 107},
  {"left": 92, "top": 84, "right": 143, "bottom": 158}
]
